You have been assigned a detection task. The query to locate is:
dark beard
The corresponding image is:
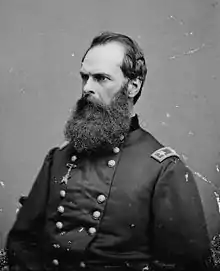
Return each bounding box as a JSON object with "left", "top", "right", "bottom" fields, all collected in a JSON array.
[{"left": 63, "top": 84, "right": 131, "bottom": 155}]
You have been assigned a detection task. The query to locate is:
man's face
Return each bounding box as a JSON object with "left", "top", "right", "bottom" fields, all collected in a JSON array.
[
  {"left": 80, "top": 42, "right": 127, "bottom": 105},
  {"left": 64, "top": 42, "right": 132, "bottom": 154}
]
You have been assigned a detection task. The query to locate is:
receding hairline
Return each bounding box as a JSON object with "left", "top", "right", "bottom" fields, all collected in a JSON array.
[{"left": 82, "top": 41, "right": 127, "bottom": 67}]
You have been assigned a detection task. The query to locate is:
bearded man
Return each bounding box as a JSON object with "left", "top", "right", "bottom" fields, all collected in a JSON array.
[{"left": 5, "top": 32, "right": 220, "bottom": 271}]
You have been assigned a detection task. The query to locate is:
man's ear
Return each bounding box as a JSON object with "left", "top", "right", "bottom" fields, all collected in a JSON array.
[{"left": 127, "top": 78, "right": 142, "bottom": 98}]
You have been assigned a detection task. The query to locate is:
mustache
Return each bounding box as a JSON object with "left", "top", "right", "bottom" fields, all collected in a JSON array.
[
  {"left": 76, "top": 93, "right": 109, "bottom": 113},
  {"left": 79, "top": 82, "right": 129, "bottom": 109},
  {"left": 81, "top": 93, "right": 102, "bottom": 105}
]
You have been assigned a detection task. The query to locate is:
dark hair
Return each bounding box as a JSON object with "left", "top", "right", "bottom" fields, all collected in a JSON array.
[{"left": 81, "top": 31, "right": 147, "bottom": 104}]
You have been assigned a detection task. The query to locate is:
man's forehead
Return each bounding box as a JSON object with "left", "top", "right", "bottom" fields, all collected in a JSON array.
[{"left": 81, "top": 43, "right": 125, "bottom": 73}]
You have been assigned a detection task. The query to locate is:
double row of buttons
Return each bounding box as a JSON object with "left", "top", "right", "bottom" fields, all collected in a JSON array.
[
  {"left": 52, "top": 145, "right": 121, "bottom": 266},
  {"left": 52, "top": 192, "right": 106, "bottom": 266},
  {"left": 55, "top": 194, "right": 106, "bottom": 232}
]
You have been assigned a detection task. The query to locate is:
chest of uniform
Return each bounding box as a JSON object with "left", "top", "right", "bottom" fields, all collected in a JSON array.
[{"left": 47, "top": 149, "right": 159, "bottom": 223}]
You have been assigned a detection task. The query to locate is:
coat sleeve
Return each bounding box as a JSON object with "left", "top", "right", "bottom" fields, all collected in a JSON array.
[
  {"left": 6, "top": 148, "right": 57, "bottom": 271},
  {"left": 151, "top": 157, "right": 220, "bottom": 270}
]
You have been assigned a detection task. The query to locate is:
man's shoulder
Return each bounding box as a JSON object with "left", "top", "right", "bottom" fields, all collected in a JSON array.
[
  {"left": 58, "top": 140, "right": 70, "bottom": 150},
  {"left": 138, "top": 128, "right": 163, "bottom": 152},
  {"left": 139, "top": 129, "right": 180, "bottom": 163},
  {"left": 46, "top": 141, "right": 70, "bottom": 158}
]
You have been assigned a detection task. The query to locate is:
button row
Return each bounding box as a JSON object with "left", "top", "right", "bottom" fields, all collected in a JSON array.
[
  {"left": 70, "top": 153, "right": 118, "bottom": 173},
  {"left": 57, "top": 201, "right": 105, "bottom": 216},
  {"left": 52, "top": 259, "right": 86, "bottom": 268},
  {"left": 53, "top": 147, "right": 122, "bottom": 268},
  {"left": 70, "top": 149, "right": 120, "bottom": 167},
  {"left": 59, "top": 206, "right": 106, "bottom": 218},
  {"left": 56, "top": 214, "right": 101, "bottom": 231},
  {"left": 59, "top": 191, "right": 106, "bottom": 203},
  {"left": 55, "top": 152, "right": 108, "bottom": 241}
]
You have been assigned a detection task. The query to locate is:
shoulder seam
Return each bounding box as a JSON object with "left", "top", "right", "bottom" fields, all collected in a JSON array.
[{"left": 59, "top": 141, "right": 69, "bottom": 150}]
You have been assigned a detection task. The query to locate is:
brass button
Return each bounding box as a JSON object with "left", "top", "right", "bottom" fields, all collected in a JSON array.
[
  {"left": 60, "top": 190, "right": 66, "bottom": 197},
  {"left": 93, "top": 211, "right": 101, "bottom": 219},
  {"left": 80, "top": 261, "right": 86, "bottom": 268},
  {"left": 88, "top": 227, "right": 96, "bottom": 235},
  {"left": 97, "top": 194, "right": 106, "bottom": 203},
  {"left": 52, "top": 259, "right": 59, "bottom": 266},
  {"left": 113, "top": 147, "right": 120, "bottom": 154},
  {"left": 108, "top": 160, "right": 116, "bottom": 167},
  {"left": 57, "top": 206, "right": 64, "bottom": 213},
  {"left": 56, "top": 221, "right": 63, "bottom": 229},
  {"left": 71, "top": 155, "right": 77, "bottom": 162}
]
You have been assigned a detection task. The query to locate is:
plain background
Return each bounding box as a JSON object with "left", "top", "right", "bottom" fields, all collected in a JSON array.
[{"left": 0, "top": 0, "right": 220, "bottom": 247}]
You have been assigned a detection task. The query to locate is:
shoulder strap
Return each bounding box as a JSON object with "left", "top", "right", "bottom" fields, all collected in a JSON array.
[{"left": 151, "top": 147, "right": 179, "bottom": 163}]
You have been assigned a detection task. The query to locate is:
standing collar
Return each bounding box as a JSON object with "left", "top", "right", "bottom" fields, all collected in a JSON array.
[{"left": 129, "top": 114, "right": 140, "bottom": 132}]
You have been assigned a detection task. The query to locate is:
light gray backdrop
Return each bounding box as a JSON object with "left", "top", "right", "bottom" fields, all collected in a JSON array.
[{"left": 0, "top": 0, "right": 220, "bottom": 247}]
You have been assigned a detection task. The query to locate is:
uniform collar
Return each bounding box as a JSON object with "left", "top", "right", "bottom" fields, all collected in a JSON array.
[{"left": 129, "top": 114, "right": 140, "bottom": 132}]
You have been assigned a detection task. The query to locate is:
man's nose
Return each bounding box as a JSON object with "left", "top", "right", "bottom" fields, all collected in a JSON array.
[{"left": 83, "top": 78, "right": 98, "bottom": 98}]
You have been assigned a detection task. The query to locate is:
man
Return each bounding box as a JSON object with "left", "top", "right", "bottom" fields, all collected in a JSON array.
[{"left": 5, "top": 32, "right": 220, "bottom": 271}]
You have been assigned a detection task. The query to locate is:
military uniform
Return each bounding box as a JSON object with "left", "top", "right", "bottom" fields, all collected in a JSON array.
[{"left": 6, "top": 115, "right": 220, "bottom": 271}]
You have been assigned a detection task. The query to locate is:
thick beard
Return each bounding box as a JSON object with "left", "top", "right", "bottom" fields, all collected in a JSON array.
[{"left": 63, "top": 83, "right": 131, "bottom": 155}]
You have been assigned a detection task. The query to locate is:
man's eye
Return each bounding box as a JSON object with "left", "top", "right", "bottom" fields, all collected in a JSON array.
[
  {"left": 95, "top": 75, "right": 108, "bottom": 82},
  {"left": 81, "top": 74, "right": 89, "bottom": 82}
]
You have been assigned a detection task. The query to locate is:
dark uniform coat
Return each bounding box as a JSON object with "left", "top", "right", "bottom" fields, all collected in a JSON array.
[{"left": 6, "top": 115, "right": 220, "bottom": 271}]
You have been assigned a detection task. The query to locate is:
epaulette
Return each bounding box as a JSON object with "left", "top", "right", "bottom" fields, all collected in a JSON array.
[
  {"left": 151, "top": 146, "right": 179, "bottom": 163},
  {"left": 59, "top": 141, "right": 69, "bottom": 150}
]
